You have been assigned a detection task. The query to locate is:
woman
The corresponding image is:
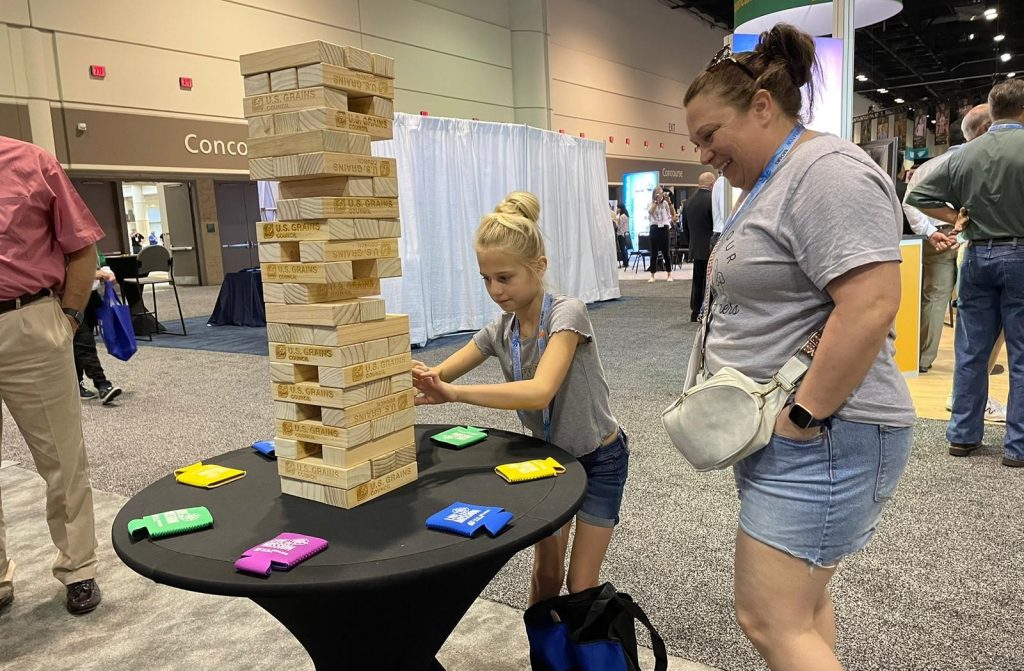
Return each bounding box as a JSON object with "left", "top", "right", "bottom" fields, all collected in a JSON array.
[
  {"left": 615, "top": 204, "right": 630, "bottom": 269},
  {"left": 646, "top": 187, "right": 674, "bottom": 282},
  {"left": 683, "top": 24, "right": 914, "bottom": 670}
]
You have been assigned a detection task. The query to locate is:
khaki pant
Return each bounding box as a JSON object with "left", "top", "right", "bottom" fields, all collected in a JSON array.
[
  {"left": 0, "top": 297, "right": 98, "bottom": 600},
  {"left": 920, "top": 243, "right": 958, "bottom": 369}
]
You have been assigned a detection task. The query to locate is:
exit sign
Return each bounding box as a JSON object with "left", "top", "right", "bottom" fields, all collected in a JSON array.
[
  {"left": 89, "top": 65, "right": 106, "bottom": 78},
  {"left": 179, "top": 76, "right": 193, "bottom": 90}
]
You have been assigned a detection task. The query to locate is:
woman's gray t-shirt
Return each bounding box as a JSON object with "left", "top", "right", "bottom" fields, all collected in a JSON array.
[
  {"left": 704, "top": 134, "right": 915, "bottom": 427},
  {"left": 473, "top": 295, "right": 620, "bottom": 457}
]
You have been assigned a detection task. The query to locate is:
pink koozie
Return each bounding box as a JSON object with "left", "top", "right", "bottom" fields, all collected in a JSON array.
[{"left": 234, "top": 532, "right": 328, "bottom": 576}]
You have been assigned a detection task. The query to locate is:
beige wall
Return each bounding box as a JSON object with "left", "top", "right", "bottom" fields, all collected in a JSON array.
[{"left": 547, "top": 0, "right": 726, "bottom": 172}]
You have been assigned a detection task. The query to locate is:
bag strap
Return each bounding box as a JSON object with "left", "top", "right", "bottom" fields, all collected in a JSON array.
[{"left": 572, "top": 585, "right": 668, "bottom": 671}]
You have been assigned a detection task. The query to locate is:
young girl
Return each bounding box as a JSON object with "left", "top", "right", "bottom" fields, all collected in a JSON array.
[{"left": 412, "top": 191, "right": 629, "bottom": 605}]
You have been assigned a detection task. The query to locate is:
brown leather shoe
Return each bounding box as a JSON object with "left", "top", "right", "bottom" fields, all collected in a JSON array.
[
  {"left": 949, "top": 442, "right": 982, "bottom": 457},
  {"left": 1002, "top": 456, "right": 1024, "bottom": 468},
  {"left": 66, "top": 579, "right": 101, "bottom": 615}
]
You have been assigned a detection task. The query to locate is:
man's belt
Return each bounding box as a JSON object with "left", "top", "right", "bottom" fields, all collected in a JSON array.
[
  {"left": 0, "top": 289, "right": 51, "bottom": 315},
  {"left": 972, "top": 237, "right": 1020, "bottom": 247}
]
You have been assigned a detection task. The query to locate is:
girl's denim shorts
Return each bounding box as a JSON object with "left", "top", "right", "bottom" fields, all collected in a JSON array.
[
  {"left": 733, "top": 417, "right": 912, "bottom": 567},
  {"left": 575, "top": 429, "right": 630, "bottom": 528}
]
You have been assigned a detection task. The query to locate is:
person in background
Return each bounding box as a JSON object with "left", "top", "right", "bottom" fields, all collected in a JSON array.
[
  {"left": 684, "top": 172, "right": 716, "bottom": 322},
  {"left": 129, "top": 228, "right": 144, "bottom": 254},
  {"left": 74, "top": 251, "right": 124, "bottom": 405},
  {"left": 684, "top": 24, "right": 914, "bottom": 669},
  {"left": 0, "top": 135, "right": 104, "bottom": 616},
  {"left": 147, "top": 231, "right": 158, "bottom": 246},
  {"left": 906, "top": 79, "right": 1024, "bottom": 467},
  {"left": 646, "top": 187, "right": 675, "bottom": 282},
  {"left": 615, "top": 204, "right": 631, "bottom": 269}
]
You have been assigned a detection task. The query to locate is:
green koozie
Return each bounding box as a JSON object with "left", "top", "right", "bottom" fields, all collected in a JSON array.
[
  {"left": 430, "top": 426, "right": 488, "bottom": 449},
  {"left": 128, "top": 506, "right": 214, "bottom": 540}
]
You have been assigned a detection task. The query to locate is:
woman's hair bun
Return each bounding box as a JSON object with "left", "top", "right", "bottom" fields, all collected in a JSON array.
[
  {"left": 757, "top": 23, "right": 816, "bottom": 90},
  {"left": 495, "top": 191, "right": 541, "bottom": 224}
]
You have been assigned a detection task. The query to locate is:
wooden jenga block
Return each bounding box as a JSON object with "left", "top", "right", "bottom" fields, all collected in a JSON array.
[
  {"left": 317, "top": 352, "right": 412, "bottom": 389},
  {"left": 299, "top": 238, "right": 399, "bottom": 263},
  {"left": 270, "top": 68, "right": 299, "bottom": 92},
  {"left": 276, "top": 176, "right": 373, "bottom": 199},
  {"left": 363, "top": 338, "right": 390, "bottom": 362},
  {"left": 239, "top": 41, "right": 345, "bottom": 76},
  {"left": 371, "top": 444, "right": 416, "bottom": 478},
  {"left": 372, "top": 177, "right": 398, "bottom": 198},
  {"left": 342, "top": 46, "right": 373, "bottom": 73},
  {"left": 274, "top": 437, "right": 320, "bottom": 460},
  {"left": 321, "top": 427, "right": 413, "bottom": 468},
  {"left": 275, "top": 405, "right": 414, "bottom": 450},
  {"left": 378, "top": 219, "right": 401, "bottom": 238},
  {"left": 296, "top": 63, "right": 395, "bottom": 99},
  {"left": 321, "top": 389, "right": 414, "bottom": 429},
  {"left": 387, "top": 334, "right": 410, "bottom": 356},
  {"left": 274, "top": 401, "right": 321, "bottom": 421},
  {"left": 278, "top": 454, "right": 371, "bottom": 490},
  {"left": 280, "top": 461, "right": 417, "bottom": 509},
  {"left": 371, "top": 53, "right": 395, "bottom": 79},
  {"left": 247, "top": 130, "right": 371, "bottom": 160},
  {"left": 256, "top": 219, "right": 380, "bottom": 242},
  {"left": 262, "top": 278, "right": 381, "bottom": 304},
  {"left": 257, "top": 241, "right": 301, "bottom": 263},
  {"left": 243, "top": 87, "right": 347, "bottom": 118},
  {"left": 349, "top": 96, "right": 394, "bottom": 119},
  {"left": 278, "top": 197, "right": 398, "bottom": 220},
  {"left": 248, "top": 157, "right": 276, "bottom": 180},
  {"left": 273, "top": 153, "right": 396, "bottom": 181},
  {"left": 389, "top": 372, "right": 413, "bottom": 392},
  {"left": 352, "top": 257, "right": 402, "bottom": 279},
  {"left": 244, "top": 73, "right": 271, "bottom": 96},
  {"left": 272, "top": 371, "right": 400, "bottom": 409},
  {"left": 270, "top": 341, "right": 366, "bottom": 367},
  {"left": 262, "top": 261, "right": 353, "bottom": 284},
  {"left": 290, "top": 325, "right": 339, "bottom": 347},
  {"left": 270, "top": 361, "right": 318, "bottom": 384},
  {"left": 265, "top": 297, "right": 385, "bottom": 327},
  {"left": 274, "top": 108, "right": 392, "bottom": 140},
  {"left": 267, "top": 322, "right": 292, "bottom": 342},
  {"left": 247, "top": 115, "right": 276, "bottom": 138},
  {"left": 334, "top": 314, "right": 409, "bottom": 346}
]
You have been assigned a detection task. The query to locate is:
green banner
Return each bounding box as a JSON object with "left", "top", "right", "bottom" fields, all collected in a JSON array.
[{"left": 735, "top": 0, "right": 831, "bottom": 28}]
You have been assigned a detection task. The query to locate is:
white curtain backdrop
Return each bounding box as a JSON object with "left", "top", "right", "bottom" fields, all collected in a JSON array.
[{"left": 373, "top": 113, "right": 619, "bottom": 346}]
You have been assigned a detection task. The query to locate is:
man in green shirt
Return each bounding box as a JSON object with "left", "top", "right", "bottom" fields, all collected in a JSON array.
[{"left": 905, "top": 79, "right": 1024, "bottom": 467}]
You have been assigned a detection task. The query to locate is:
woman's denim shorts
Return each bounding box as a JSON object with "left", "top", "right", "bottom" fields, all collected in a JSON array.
[
  {"left": 575, "top": 429, "right": 630, "bottom": 528},
  {"left": 733, "top": 417, "right": 912, "bottom": 567}
]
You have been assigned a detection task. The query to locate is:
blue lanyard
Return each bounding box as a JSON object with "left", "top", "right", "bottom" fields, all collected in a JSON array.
[
  {"left": 989, "top": 123, "right": 1023, "bottom": 131},
  {"left": 511, "top": 292, "right": 553, "bottom": 443},
  {"left": 721, "top": 124, "right": 805, "bottom": 237}
]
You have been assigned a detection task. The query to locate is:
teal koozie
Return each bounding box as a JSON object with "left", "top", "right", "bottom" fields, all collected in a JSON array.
[
  {"left": 430, "top": 426, "right": 488, "bottom": 449},
  {"left": 128, "top": 506, "right": 214, "bottom": 540}
]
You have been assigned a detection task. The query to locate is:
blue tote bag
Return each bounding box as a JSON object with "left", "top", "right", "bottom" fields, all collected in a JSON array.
[
  {"left": 524, "top": 583, "right": 667, "bottom": 671},
  {"left": 97, "top": 282, "right": 137, "bottom": 361}
]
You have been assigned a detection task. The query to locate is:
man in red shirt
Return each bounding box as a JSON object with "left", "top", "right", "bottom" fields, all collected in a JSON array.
[{"left": 0, "top": 136, "right": 104, "bottom": 616}]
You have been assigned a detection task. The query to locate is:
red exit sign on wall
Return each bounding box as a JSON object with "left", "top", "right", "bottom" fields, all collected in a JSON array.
[
  {"left": 179, "top": 77, "right": 193, "bottom": 90},
  {"left": 89, "top": 65, "right": 106, "bottom": 78}
]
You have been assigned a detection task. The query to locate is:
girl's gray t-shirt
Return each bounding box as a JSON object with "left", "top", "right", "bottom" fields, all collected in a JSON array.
[
  {"left": 704, "top": 134, "right": 915, "bottom": 427},
  {"left": 473, "top": 295, "right": 620, "bottom": 456}
]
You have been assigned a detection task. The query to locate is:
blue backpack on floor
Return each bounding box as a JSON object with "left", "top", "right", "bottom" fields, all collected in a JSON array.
[{"left": 524, "top": 582, "right": 667, "bottom": 671}]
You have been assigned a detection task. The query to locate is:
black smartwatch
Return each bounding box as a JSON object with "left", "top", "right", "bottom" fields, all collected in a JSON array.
[
  {"left": 788, "top": 403, "right": 824, "bottom": 430},
  {"left": 62, "top": 307, "right": 84, "bottom": 327}
]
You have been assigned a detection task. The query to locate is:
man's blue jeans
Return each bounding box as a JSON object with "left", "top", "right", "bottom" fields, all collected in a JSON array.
[{"left": 948, "top": 242, "right": 1024, "bottom": 459}]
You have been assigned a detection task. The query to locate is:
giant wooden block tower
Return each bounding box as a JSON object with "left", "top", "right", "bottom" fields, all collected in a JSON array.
[{"left": 239, "top": 41, "right": 416, "bottom": 508}]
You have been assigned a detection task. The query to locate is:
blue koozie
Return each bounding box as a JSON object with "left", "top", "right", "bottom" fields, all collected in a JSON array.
[{"left": 426, "top": 502, "right": 513, "bottom": 538}]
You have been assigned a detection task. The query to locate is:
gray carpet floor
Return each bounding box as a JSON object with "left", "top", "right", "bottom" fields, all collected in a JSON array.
[{"left": 2, "top": 280, "right": 1022, "bottom": 671}]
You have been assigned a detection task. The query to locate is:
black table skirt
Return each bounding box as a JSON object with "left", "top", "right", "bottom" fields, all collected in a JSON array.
[{"left": 208, "top": 268, "right": 265, "bottom": 327}]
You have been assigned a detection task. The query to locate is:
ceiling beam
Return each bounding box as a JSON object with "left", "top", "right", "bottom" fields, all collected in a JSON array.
[{"left": 860, "top": 28, "right": 941, "bottom": 100}]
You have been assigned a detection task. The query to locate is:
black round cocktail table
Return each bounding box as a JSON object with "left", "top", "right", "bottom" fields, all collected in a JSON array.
[{"left": 111, "top": 424, "right": 586, "bottom": 670}]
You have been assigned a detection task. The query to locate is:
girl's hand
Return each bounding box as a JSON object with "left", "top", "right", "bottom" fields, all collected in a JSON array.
[{"left": 413, "top": 373, "right": 458, "bottom": 406}]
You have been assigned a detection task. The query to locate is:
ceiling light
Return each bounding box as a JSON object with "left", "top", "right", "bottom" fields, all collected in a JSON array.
[
  {"left": 894, "top": 97, "right": 905, "bottom": 104},
  {"left": 994, "top": 34, "right": 1005, "bottom": 42},
  {"left": 1009, "top": 72, "right": 1017, "bottom": 78},
  {"left": 969, "top": 33, "right": 975, "bottom": 40},
  {"left": 984, "top": 7, "right": 997, "bottom": 15},
  {"left": 985, "top": 10, "right": 998, "bottom": 21},
  {"left": 856, "top": 74, "right": 868, "bottom": 82},
  {"left": 1001, "top": 53, "right": 1012, "bottom": 62},
  {"left": 877, "top": 88, "right": 888, "bottom": 93}
]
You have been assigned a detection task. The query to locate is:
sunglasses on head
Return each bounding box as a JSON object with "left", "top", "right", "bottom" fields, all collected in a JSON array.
[{"left": 706, "top": 45, "right": 758, "bottom": 81}]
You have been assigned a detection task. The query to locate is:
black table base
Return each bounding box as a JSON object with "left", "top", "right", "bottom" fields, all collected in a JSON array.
[{"left": 253, "top": 553, "right": 507, "bottom": 670}]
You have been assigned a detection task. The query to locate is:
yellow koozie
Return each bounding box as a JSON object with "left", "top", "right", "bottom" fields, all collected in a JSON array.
[
  {"left": 494, "top": 457, "right": 565, "bottom": 484},
  {"left": 174, "top": 462, "right": 246, "bottom": 489}
]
